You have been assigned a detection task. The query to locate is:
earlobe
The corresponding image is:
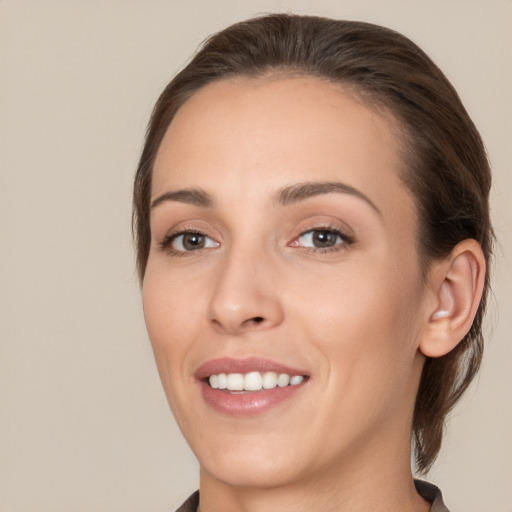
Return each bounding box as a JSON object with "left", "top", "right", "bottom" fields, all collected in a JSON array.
[{"left": 420, "top": 239, "right": 486, "bottom": 358}]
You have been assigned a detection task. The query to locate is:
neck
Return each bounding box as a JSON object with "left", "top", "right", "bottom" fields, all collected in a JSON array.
[{"left": 197, "top": 436, "right": 430, "bottom": 512}]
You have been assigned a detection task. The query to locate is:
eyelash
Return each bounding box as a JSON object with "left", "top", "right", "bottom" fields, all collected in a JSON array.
[
  {"left": 159, "top": 230, "right": 219, "bottom": 256},
  {"left": 159, "top": 225, "right": 354, "bottom": 256},
  {"left": 293, "top": 225, "right": 354, "bottom": 254}
]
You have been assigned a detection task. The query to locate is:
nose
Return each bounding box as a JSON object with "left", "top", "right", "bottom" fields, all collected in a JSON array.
[{"left": 208, "top": 247, "right": 284, "bottom": 335}]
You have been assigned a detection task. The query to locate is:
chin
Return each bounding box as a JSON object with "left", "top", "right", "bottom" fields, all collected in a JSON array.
[
  {"left": 200, "top": 451, "right": 303, "bottom": 489},
  {"left": 190, "top": 429, "right": 311, "bottom": 489}
]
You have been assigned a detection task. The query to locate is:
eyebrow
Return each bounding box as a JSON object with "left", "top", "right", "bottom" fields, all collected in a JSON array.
[
  {"left": 150, "top": 180, "right": 381, "bottom": 216},
  {"left": 151, "top": 188, "right": 214, "bottom": 209},
  {"left": 275, "top": 181, "right": 381, "bottom": 216}
]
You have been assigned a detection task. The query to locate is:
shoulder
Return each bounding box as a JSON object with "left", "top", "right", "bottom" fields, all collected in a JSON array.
[
  {"left": 415, "top": 479, "right": 451, "bottom": 512},
  {"left": 176, "top": 484, "right": 450, "bottom": 511},
  {"left": 175, "top": 490, "right": 199, "bottom": 512}
]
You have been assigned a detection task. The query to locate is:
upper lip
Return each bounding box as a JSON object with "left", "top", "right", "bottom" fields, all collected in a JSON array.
[{"left": 195, "top": 357, "right": 309, "bottom": 380}]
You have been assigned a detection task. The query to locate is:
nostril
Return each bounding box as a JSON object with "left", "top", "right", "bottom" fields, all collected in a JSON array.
[{"left": 252, "top": 316, "right": 265, "bottom": 324}]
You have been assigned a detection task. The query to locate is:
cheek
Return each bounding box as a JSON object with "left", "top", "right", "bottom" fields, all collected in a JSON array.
[
  {"left": 143, "top": 259, "right": 205, "bottom": 339},
  {"left": 142, "top": 267, "right": 201, "bottom": 393},
  {"left": 294, "top": 259, "right": 424, "bottom": 385},
  {"left": 142, "top": 269, "right": 208, "bottom": 434}
]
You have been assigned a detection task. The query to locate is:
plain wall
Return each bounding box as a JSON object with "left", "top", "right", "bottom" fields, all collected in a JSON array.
[{"left": 1, "top": 1, "right": 510, "bottom": 511}]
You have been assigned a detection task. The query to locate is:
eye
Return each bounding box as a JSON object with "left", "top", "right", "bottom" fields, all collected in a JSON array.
[
  {"left": 166, "top": 231, "right": 219, "bottom": 252},
  {"left": 294, "top": 228, "right": 351, "bottom": 250}
]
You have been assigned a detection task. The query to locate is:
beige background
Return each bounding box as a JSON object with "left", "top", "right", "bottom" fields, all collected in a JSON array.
[{"left": 1, "top": 1, "right": 510, "bottom": 511}]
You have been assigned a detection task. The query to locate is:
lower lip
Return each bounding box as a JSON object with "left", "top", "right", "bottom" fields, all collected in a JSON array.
[{"left": 199, "top": 380, "right": 306, "bottom": 416}]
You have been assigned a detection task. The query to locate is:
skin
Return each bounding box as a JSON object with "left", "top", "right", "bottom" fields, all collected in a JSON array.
[{"left": 143, "top": 76, "right": 436, "bottom": 512}]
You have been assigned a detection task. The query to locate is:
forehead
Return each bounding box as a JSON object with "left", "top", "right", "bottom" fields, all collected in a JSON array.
[{"left": 152, "top": 75, "right": 414, "bottom": 220}]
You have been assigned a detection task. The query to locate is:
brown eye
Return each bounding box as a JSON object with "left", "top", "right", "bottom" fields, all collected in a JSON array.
[
  {"left": 311, "top": 230, "right": 339, "bottom": 248},
  {"left": 170, "top": 232, "right": 219, "bottom": 252},
  {"left": 182, "top": 233, "right": 205, "bottom": 250},
  {"left": 297, "top": 229, "right": 346, "bottom": 249}
]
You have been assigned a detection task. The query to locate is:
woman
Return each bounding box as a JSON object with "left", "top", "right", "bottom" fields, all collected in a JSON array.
[{"left": 133, "top": 14, "right": 492, "bottom": 512}]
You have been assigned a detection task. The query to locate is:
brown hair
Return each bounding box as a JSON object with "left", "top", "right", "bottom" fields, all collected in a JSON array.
[{"left": 133, "top": 14, "right": 493, "bottom": 472}]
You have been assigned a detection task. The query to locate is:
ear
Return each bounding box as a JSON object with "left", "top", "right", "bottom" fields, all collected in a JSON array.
[{"left": 420, "top": 239, "right": 486, "bottom": 358}]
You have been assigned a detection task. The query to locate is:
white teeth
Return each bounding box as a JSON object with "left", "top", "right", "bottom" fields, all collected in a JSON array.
[
  {"left": 262, "top": 371, "right": 277, "bottom": 389},
  {"left": 227, "top": 373, "right": 244, "bottom": 391},
  {"left": 244, "top": 371, "right": 263, "bottom": 391},
  {"left": 208, "top": 371, "right": 305, "bottom": 392},
  {"left": 209, "top": 374, "right": 219, "bottom": 389},
  {"left": 217, "top": 373, "right": 227, "bottom": 390},
  {"left": 290, "top": 375, "right": 304, "bottom": 386},
  {"left": 277, "top": 373, "right": 290, "bottom": 387}
]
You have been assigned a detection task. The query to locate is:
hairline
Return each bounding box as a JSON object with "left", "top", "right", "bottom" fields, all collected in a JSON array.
[{"left": 149, "top": 68, "right": 427, "bottom": 273}]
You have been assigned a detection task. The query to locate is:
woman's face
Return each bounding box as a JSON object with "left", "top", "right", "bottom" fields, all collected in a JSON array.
[{"left": 143, "top": 76, "right": 432, "bottom": 489}]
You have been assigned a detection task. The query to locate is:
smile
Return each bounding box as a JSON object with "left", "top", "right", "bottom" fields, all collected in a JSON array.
[
  {"left": 197, "top": 357, "right": 309, "bottom": 415},
  {"left": 209, "top": 371, "right": 305, "bottom": 392}
]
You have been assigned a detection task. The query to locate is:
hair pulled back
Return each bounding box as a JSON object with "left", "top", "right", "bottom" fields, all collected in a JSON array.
[{"left": 133, "top": 14, "right": 493, "bottom": 472}]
